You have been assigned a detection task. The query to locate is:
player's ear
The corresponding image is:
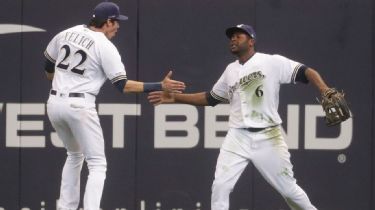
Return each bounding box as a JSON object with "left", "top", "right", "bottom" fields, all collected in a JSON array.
[{"left": 248, "top": 38, "right": 256, "bottom": 46}]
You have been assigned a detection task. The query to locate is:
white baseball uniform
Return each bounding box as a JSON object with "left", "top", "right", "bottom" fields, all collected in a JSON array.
[
  {"left": 210, "top": 52, "right": 317, "bottom": 210},
  {"left": 44, "top": 24, "right": 126, "bottom": 210}
]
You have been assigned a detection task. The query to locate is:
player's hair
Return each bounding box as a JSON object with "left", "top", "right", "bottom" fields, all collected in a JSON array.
[{"left": 88, "top": 18, "right": 117, "bottom": 28}]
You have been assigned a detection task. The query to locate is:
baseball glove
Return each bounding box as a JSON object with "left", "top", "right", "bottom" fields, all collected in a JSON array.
[{"left": 318, "top": 88, "right": 351, "bottom": 126}]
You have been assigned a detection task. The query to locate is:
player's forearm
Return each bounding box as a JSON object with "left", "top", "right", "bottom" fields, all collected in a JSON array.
[
  {"left": 123, "top": 80, "right": 163, "bottom": 93},
  {"left": 123, "top": 80, "right": 144, "bottom": 93},
  {"left": 174, "top": 92, "right": 209, "bottom": 106},
  {"left": 305, "top": 68, "right": 329, "bottom": 94}
]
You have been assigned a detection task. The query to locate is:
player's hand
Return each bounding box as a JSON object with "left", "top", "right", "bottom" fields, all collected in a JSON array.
[
  {"left": 161, "top": 71, "right": 186, "bottom": 93},
  {"left": 147, "top": 91, "right": 175, "bottom": 105}
]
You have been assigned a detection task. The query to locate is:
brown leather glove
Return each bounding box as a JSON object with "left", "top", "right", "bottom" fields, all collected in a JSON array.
[{"left": 319, "top": 88, "right": 351, "bottom": 126}]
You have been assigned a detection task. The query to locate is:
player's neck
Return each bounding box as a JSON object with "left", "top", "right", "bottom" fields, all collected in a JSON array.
[{"left": 238, "top": 50, "right": 255, "bottom": 65}]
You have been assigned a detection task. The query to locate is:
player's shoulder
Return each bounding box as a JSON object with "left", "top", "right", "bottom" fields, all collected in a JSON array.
[
  {"left": 257, "top": 53, "right": 290, "bottom": 63},
  {"left": 97, "top": 35, "right": 117, "bottom": 50},
  {"left": 92, "top": 34, "right": 119, "bottom": 55},
  {"left": 254, "top": 52, "right": 282, "bottom": 60},
  {"left": 271, "top": 53, "right": 288, "bottom": 60}
]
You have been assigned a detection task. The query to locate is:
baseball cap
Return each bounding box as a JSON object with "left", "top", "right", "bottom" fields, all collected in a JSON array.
[
  {"left": 92, "top": 2, "right": 128, "bottom": 21},
  {"left": 225, "top": 24, "right": 256, "bottom": 39}
]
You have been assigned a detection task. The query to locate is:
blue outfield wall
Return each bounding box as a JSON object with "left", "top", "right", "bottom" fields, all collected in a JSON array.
[{"left": 0, "top": 0, "right": 373, "bottom": 209}]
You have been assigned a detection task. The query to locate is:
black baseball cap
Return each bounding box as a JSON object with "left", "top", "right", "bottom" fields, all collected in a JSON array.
[
  {"left": 92, "top": 2, "right": 128, "bottom": 21},
  {"left": 225, "top": 24, "right": 256, "bottom": 39}
]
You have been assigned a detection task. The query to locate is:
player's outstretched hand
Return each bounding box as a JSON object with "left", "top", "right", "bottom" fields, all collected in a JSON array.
[
  {"left": 148, "top": 91, "right": 175, "bottom": 106},
  {"left": 161, "top": 71, "right": 186, "bottom": 93}
]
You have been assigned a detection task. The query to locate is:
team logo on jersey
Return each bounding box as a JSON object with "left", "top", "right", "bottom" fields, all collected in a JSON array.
[
  {"left": 239, "top": 71, "right": 265, "bottom": 88},
  {"left": 0, "top": 24, "right": 45, "bottom": 34},
  {"left": 227, "top": 71, "right": 266, "bottom": 100}
]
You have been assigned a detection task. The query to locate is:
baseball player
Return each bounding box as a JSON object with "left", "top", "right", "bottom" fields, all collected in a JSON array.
[
  {"left": 43, "top": 2, "right": 185, "bottom": 210},
  {"left": 148, "top": 24, "right": 332, "bottom": 210}
]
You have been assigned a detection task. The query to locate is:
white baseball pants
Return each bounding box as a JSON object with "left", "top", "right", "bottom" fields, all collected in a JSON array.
[
  {"left": 211, "top": 127, "right": 317, "bottom": 210},
  {"left": 47, "top": 92, "right": 106, "bottom": 210}
]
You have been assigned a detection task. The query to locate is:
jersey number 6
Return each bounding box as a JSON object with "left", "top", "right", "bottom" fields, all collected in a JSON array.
[
  {"left": 57, "top": 45, "right": 87, "bottom": 75},
  {"left": 255, "top": 85, "right": 264, "bottom": 97}
]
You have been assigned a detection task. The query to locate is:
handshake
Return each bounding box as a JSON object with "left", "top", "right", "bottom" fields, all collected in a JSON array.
[{"left": 149, "top": 70, "right": 184, "bottom": 105}]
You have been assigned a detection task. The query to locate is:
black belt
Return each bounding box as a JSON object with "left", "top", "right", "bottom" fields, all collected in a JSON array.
[
  {"left": 50, "top": 90, "right": 85, "bottom": 98},
  {"left": 244, "top": 125, "right": 278, "bottom": 132},
  {"left": 244, "top": 127, "right": 267, "bottom": 132}
]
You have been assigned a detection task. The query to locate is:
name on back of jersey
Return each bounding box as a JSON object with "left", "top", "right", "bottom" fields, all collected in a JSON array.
[{"left": 64, "top": 31, "right": 94, "bottom": 50}]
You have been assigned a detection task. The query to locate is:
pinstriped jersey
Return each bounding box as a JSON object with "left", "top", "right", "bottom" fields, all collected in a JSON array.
[
  {"left": 211, "top": 52, "right": 304, "bottom": 128},
  {"left": 44, "top": 25, "right": 126, "bottom": 96}
]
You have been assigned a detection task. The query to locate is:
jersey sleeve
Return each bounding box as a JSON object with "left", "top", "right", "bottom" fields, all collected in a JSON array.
[
  {"left": 211, "top": 68, "right": 230, "bottom": 102},
  {"left": 273, "top": 54, "right": 305, "bottom": 84},
  {"left": 99, "top": 40, "right": 127, "bottom": 83},
  {"left": 44, "top": 32, "right": 62, "bottom": 64}
]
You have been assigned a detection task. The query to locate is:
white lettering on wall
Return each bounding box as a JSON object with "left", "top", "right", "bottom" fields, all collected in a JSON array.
[
  {"left": 282, "top": 104, "right": 300, "bottom": 149},
  {"left": 204, "top": 105, "right": 229, "bottom": 148},
  {"left": 154, "top": 104, "right": 199, "bottom": 148},
  {"left": 6, "top": 103, "right": 45, "bottom": 147},
  {"left": 304, "top": 105, "right": 353, "bottom": 150},
  {"left": 99, "top": 104, "right": 141, "bottom": 148},
  {"left": 0, "top": 103, "right": 353, "bottom": 150}
]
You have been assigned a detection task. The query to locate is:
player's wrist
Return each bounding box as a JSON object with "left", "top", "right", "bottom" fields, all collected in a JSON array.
[{"left": 143, "top": 82, "right": 162, "bottom": 93}]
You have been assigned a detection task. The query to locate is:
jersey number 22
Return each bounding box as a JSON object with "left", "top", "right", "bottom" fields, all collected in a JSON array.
[{"left": 57, "top": 45, "right": 87, "bottom": 75}]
